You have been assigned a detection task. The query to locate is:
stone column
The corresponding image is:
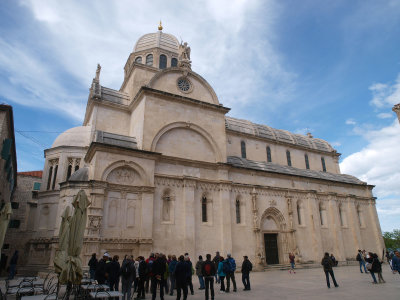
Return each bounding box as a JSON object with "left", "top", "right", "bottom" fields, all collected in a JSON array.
[
  {"left": 183, "top": 178, "right": 196, "bottom": 256},
  {"left": 251, "top": 188, "right": 263, "bottom": 266},
  {"left": 219, "top": 183, "right": 232, "bottom": 254},
  {"left": 307, "top": 192, "right": 323, "bottom": 261},
  {"left": 139, "top": 191, "right": 154, "bottom": 255},
  {"left": 286, "top": 195, "right": 297, "bottom": 256},
  {"left": 367, "top": 198, "right": 385, "bottom": 254},
  {"left": 347, "top": 196, "right": 362, "bottom": 251},
  {"left": 327, "top": 194, "right": 345, "bottom": 261}
]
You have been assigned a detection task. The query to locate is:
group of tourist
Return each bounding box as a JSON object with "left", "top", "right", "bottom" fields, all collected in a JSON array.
[{"left": 88, "top": 251, "right": 253, "bottom": 300}]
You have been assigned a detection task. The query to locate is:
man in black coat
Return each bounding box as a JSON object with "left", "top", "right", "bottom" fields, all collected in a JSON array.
[
  {"left": 135, "top": 256, "right": 147, "bottom": 300},
  {"left": 95, "top": 254, "right": 109, "bottom": 284},
  {"left": 241, "top": 256, "right": 252, "bottom": 291},
  {"left": 151, "top": 254, "right": 166, "bottom": 300},
  {"left": 175, "top": 255, "right": 190, "bottom": 300}
]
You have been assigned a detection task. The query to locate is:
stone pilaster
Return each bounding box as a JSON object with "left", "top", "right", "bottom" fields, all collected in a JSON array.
[
  {"left": 327, "top": 194, "right": 346, "bottom": 261},
  {"left": 307, "top": 192, "right": 323, "bottom": 261},
  {"left": 139, "top": 191, "right": 154, "bottom": 255},
  {"left": 183, "top": 178, "right": 196, "bottom": 256},
  {"left": 347, "top": 196, "right": 363, "bottom": 250},
  {"left": 218, "top": 183, "right": 232, "bottom": 255},
  {"left": 366, "top": 198, "right": 385, "bottom": 254}
]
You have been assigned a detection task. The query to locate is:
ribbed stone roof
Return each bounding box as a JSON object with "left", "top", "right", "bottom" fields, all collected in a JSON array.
[
  {"left": 225, "top": 117, "right": 334, "bottom": 153},
  {"left": 134, "top": 31, "right": 179, "bottom": 53},
  {"left": 227, "top": 156, "right": 364, "bottom": 185}
]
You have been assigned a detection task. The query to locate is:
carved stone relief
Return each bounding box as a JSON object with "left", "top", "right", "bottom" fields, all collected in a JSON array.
[{"left": 107, "top": 167, "right": 138, "bottom": 185}]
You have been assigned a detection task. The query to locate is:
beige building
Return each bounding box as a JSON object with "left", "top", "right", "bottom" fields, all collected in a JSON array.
[{"left": 26, "top": 26, "right": 384, "bottom": 270}]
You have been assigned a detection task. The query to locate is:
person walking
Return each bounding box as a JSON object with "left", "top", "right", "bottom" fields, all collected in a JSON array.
[
  {"left": 168, "top": 255, "right": 178, "bottom": 296},
  {"left": 88, "top": 253, "right": 98, "bottom": 280},
  {"left": 289, "top": 253, "right": 296, "bottom": 274},
  {"left": 107, "top": 255, "right": 121, "bottom": 292},
  {"left": 366, "top": 252, "right": 378, "bottom": 284},
  {"left": 212, "top": 252, "right": 221, "bottom": 284},
  {"left": 8, "top": 250, "right": 18, "bottom": 279},
  {"left": 145, "top": 253, "right": 156, "bottom": 293},
  {"left": 135, "top": 256, "right": 147, "bottom": 300},
  {"left": 392, "top": 251, "right": 400, "bottom": 274},
  {"left": 241, "top": 256, "right": 252, "bottom": 291},
  {"left": 217, "top": 256, "right": 226, "bottom": 292},
  {"left": 321, "top": 252, "right": 339, "bottom": 288},
  {"left": 372, "top": 253, "right": 385, "bottom": 283},
  {"left": 175, "top": 255, "right": 189, "bottom": 300},
  {"left": 151, "top": 253, "right": 166, "bottom": 300},
  {"left": 184, "top": 255, "right": 194, "bottom": 295},
  {"left": 356, "top": 250, "right": 368, "bottom": 273},
  {"left": 202, "top": 254, "right": 216, "bottom": 300},
  {"left": 196, "top": 256, "right": 205, "bottom": 290},
  {"left": 121, "top": 255, "right": 136, "bottom": 300},
  {"left": 225, "top": 253, "right": 237, "bottom": 292}
]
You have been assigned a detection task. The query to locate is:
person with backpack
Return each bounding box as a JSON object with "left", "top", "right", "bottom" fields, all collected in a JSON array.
[
  {"left": 217, "top": 256, "right": 226, "bottom": 292},
  {"left": 145, "top": 253, "right": 156, "bottom": 293},
  {"left": 135, "top": 256, "right": 147, "bottom": 300},
  {"left": 195, "top": 255, "right": 205, "bottom": 290},
  {"left": 168, "top": 255, "right": 178, "bottom": 296},
  {"left": 321, "top": 252, "right": 339, "bottom": 288},
  {"left": 121, "top": 255, "right": 136, "bottom": 300},
  {"left": 202, "top": 254, "right": 216, "bottom": 300},
  {"left": 356, "top": 250, "right": 368, "bottom": 273},
  {"left": 225, "top": 253, "right": 237, "bottom": 292},
  {"left": 241, "top": 255, "right": 252, "bottom": 291},
  {"left": 175, "top": 255, "right": 190, "bottom": 300}
]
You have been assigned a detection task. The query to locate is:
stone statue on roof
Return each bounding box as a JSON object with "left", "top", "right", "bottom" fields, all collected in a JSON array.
[
  {"left": 179, "top": 41, "right": 191, "bottom": 61},
  {"left": 95, "top": 64, "right": 101, "bottom": 81}
]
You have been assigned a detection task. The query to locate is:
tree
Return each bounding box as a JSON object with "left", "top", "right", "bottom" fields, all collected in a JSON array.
[{"left": 383, "top": 229, "right": 400, "bottom": 250}]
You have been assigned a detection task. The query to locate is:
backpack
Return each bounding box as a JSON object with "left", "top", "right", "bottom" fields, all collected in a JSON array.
[
  {"left": 204, "top": 262, "right": 212, "bottom": 276},
  {"left": 248, "top": 261, "right": 252, "bottom": 272},
  {"left": 121, "top": 261, "right": 132, "bottom": 279},
  {"left": 356, "top": 253, "right": 361, "bottom": 261},
  {"left": 222, "top": 261, "right": 230, "bottom": 274},
  {"left": 323, "top": 258, "right": 331, "bottom": 268},
  {"left": 228, "top": 258, "right": 236, "bottom": 272}
]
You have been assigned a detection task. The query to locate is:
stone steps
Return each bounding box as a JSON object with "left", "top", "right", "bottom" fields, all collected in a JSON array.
[{"left": 264, "top": 260, "right": 360, "bottom": 271}]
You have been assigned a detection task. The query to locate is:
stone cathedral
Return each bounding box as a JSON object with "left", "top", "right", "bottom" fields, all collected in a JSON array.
[{"left": 28, "top": 25, "right": 384, "bottom": 270}]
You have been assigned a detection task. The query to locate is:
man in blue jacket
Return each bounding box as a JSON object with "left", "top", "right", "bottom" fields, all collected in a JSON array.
[
  {"left": 225, "top": 253, "right": 237, "bottom": 292},
  {"left": 392, "top": 251, "right": 400, "bottom": 274}
]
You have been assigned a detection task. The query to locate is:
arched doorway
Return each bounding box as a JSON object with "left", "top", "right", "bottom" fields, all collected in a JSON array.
[{"left": 260, "top": 207, "right": 288, "bottom": 265}]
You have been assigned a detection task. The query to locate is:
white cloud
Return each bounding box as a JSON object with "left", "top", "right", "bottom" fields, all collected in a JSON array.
[
  {"left": 377, "top": 112, "right": 394, "bottom": 119},
  {"left": 369, "top": 74, "right": 400, "bottom": 108},
  {"left": 345, "top": 118, "right": 356, "bottom": 125},
  {"left": 340, "top": 120, "right": 400, "bottom": 230},
  {"left": 6, "top": 0, "right": 295, "bottom": 120},
  {"left": 330, "top": 141, "right": 341, "bottom": 147}
]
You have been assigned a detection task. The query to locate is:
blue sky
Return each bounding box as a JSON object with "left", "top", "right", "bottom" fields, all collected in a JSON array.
[{"left": 1, "top": 0, "right": 399, "bottom": 232}]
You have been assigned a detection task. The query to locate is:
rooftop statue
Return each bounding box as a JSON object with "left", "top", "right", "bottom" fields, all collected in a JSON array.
[{"left": 179, "top": 41, "right": 191, "bottom": 61}]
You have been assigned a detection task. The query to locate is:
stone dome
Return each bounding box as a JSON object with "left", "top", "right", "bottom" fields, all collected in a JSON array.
[
  {"left": 134, "top": 31, "right": 179, "bottom": 53},
  {"left": 52, "top": 126, "right": 92, "bottom": 148}
]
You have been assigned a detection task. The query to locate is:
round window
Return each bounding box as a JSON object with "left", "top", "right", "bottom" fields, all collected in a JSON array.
[{"left": 177, "top": 77, "right": 191, "bottom": 92}]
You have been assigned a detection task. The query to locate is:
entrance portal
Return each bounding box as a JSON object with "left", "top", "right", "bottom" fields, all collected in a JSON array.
[{"left": 264, "top": 233, "right": 279, "bottom": 264}]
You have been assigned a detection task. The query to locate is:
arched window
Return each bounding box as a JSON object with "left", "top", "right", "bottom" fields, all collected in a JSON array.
[
  {"left": 51, "top": 164, "right": 58, "bottom": 190},
  {"left": 159, "top": 54, "right": 167, "bottom": 69},
  {"left": 297, "top": 202, "right": 302, "bottom": 225},
  {"left": 171, "top": 58, "right": 178, "bottom": 67},
  {"left": 321, "top": 157, "right": 326, "bottom": 172},
  {"left": 304, "top": 154, "right": 310, "bottom": 169},
  {"left": 75, "top": 164, "right": 79, "bottom": 172},
  {"left": 201, "top": 196, "right": 207, "bottom": 222},
  {"left": 146, "top": 54, "right": 153, "bottom": 66},
  {"left": 286, "top": 150, "right": 292, "bottom": 166},
  {"left": 135, "top": 56, "right": 142, "bottom": 64},
  {"left": 266, "top": 146, "right": 272, "bottom": 162},
  {"left": 241, "top": 141, "right": 246, "bottom": 158},
  {"left": 47, "top": 166, "right": 53, "bottom": 190},
  {"left": 235, "top": 199, "right": 241, "bottom": 224},
  {"left": 66, "top": 165, "right": 72, "bottom": 180}
]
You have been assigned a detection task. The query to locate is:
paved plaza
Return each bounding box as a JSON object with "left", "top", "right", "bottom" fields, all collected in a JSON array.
[{"left": 177, "top": 265, "right": 398, "bottom": 300}]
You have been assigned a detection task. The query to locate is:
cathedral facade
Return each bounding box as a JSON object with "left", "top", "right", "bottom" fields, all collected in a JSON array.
[{"left": 28, "top": 27, "right": 384, "bottom": 270}]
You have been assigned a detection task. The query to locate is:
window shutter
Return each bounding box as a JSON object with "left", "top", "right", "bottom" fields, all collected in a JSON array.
[
  {"left": 1, "top": 138, "right": 12, "bottom": 159},
  {"left": 33, "top": 182, "right": 41, "bottom": 191}
]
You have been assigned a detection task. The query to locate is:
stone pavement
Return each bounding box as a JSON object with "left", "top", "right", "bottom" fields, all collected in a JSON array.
[{"left": 162, "top": 264, "right": 398, "bottom": 300}]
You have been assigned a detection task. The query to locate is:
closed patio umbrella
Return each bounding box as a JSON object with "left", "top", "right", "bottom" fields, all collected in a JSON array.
[
  {"left": 54, "top": 206, "right": 71, "bottom": 274},
  {"left": 59, "top": 190, "right": 90, "bottom": 285},
  {"left": 0, "top": 202, "right": 12, "bottom": 253}
]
